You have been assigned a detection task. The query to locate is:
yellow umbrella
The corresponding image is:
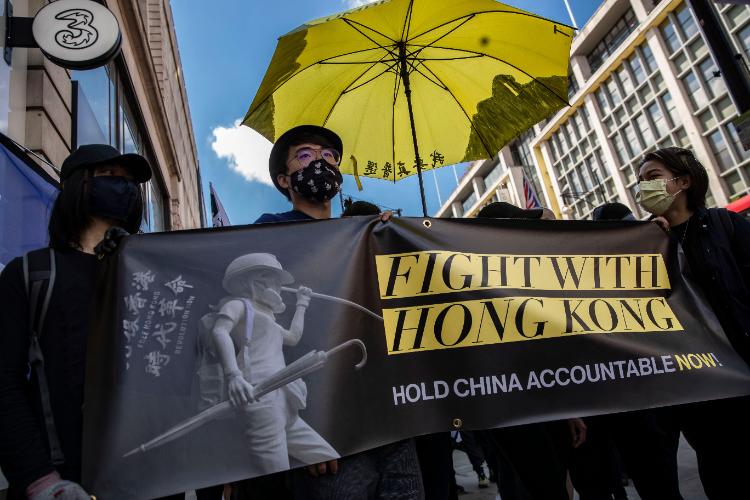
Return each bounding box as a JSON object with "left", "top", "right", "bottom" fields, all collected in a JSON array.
[{"left": 244, "top": 0, "right": 574, "bottom": 216}]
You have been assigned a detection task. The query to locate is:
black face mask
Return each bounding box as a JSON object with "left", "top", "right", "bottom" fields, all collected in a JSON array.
[
  {"left": 89, "top": 176, "right": 139, "bottom": 221},
  {"left": 289, "top": 159, "right": 343, "bottom": 202}
]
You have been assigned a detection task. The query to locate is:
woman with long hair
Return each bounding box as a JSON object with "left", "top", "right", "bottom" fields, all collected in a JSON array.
[{"left": 0, "top": 144, "right": 150, "bottom": 499}]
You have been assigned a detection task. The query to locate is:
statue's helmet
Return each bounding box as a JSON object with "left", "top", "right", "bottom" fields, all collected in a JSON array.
[{"left": 222, "top": 253, "right": 294, "bottom": 294}]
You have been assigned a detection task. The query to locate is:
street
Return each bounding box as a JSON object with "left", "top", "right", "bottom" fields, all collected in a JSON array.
[{"left": 454, "top": 436, "right": 706, "bottom": 500}]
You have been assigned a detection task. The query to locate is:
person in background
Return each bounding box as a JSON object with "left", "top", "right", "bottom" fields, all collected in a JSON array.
[
  {"left": 637, "top": 147, "right": 750, "bottom": 500},
  {"left": 474, "top": 201, "right": 587, "bottom": 500},
  {"left": 0, "top": 145, "right": 150, "bottom": 499}
]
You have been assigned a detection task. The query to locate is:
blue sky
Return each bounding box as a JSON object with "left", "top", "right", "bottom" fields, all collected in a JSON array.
[{"left": 171, "top": 0, "right": 602, "bottom": 225}]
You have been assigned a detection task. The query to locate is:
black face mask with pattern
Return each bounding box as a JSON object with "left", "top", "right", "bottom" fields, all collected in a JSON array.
[{"left": 289, "top": 159, "right": 343, "bottom": 202}]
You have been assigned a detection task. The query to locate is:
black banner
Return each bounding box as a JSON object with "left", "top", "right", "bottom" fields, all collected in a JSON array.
[{"left": 83, "top": 217, "right": 750, "bottom": 498}]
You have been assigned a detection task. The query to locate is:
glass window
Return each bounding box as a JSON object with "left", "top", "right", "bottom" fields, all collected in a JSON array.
[
  {"left": 726, "top": 5, "right": 749, "bottom": 29},
  {"left": 586, "top": 9, "right": 638, "bottom": 72},
  {"left": 484, "top": 162, "right": 506, "bottom": 188},
  {"left": 607, "top": 79, "right": 622, "bottom": 106},
  {"left": 623, "top": 123, "right": 642, "bottom": 156},
  {"left": 682, "top": 72, "right": 709, "bottom": 109},
  {"left": 618, "top": 66, "right": 634, "bottom": 94},
  {"left": 676, "top": 6, "right": 698, "bottom": 39},
  {"left": 673, "top": 51, "right": 690, "bottom": 74},
  {"left": 740, "top": 24, "right": 750, "bottom": 60},
  {"left": 661, "top": 21, "right": 681, "bottom": 54},
  {"left": 629, "top": 53, "right": 645, "bottom": 82},
  {"left": 462, "top": 192, "right": 478, "bottom": 213},
  {"left": 74, "top": 67, "right": 115, "bottom": 146},
  {"left": 612, "top": 133, "right": 630, "bottom": 165},
  {"left": 724, "top": 171, "right": 745, "bottom": 197},
  {"left": 675, "top": 127, "right": 690, "bottom": 148},
  {"left": 708, "top": 130, "right": 733, "bottom": 171},
  {"left": 727, "top": 123, "right": 750, "bottom": 161},
  {"left": 698, "top": 109, "right": 717, "bottom": 132},
  {"left": 688, "top": 38, "right": 708, "bottom": 60},
  {"left": 661, "top": 92, "right": 680, "bottom": 126},
  {"left": 635, "top": 113, "right": 655, "bottom": 146},
  {"left": 698, "top": 58, "right": 727, "bottom": 98},
  {"left": 596, "top": 87, "right": 611, "bottom": 115},
  {"left": 641, "top": 44, "right": 656, "bottom": 73},
  {"left": 715, "top": 96, "right": 736, "bottom": 121}
]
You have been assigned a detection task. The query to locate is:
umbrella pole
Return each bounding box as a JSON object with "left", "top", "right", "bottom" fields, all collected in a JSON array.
[{"left": 398, "top": 43, "right": 429, "bottom": 218}]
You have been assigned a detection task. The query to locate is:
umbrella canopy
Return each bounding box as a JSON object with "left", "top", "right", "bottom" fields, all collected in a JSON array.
[{"left": 244, "top": 0, "right": 574, "bottom": 214}]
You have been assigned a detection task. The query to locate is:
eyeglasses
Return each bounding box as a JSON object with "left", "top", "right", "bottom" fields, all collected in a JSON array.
[{"left": 289, "top": 147, "right": 341, "bottom": 167}]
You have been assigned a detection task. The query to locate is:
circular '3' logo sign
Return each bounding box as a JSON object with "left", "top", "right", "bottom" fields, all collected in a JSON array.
[
  {"left": 54, "top": 9, "right": 99, "bottom": 50},
  {"left": 32, "top": 0, "right": 121, "bottom": 70}
]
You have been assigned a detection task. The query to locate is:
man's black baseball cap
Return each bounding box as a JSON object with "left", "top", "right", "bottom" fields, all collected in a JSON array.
[
  {"left": 476, "top": 201, "right": 544, "bottom": 220},
  {"left": 269, "top": 125, "right": 343, "bottom": 196},
  {"left": 60, "top": 144, "right": 152, "bottom": 183}
]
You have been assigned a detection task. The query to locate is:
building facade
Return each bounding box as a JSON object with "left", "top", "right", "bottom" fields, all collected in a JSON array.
[
  {"left": 0, "top": 0, "right": 203, "bottom": 231},
  {"left": 436, "top": 0, "right": 750, "bottom": 220}
]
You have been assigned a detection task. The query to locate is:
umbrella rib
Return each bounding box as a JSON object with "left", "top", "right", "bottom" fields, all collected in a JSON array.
[
  {"left": 408, "top": 44, "right": 570, "bottom": 107},
  {"left": 246, "top": 47, "right": 389, "bottom": 119},
  {"left": 416, "top": 62, "right": 495, "bottom": 159},
  {"left": 342, "top": 19, "right": 397, "bottom": 57},
  {"left": 342, "top": 18, "right": 397, "bottom": 44},
  {"left": 409, "top": 10, "right": 574, "bottom": 42},
  {"left": 400, "top": 0, "right": 415, "bottom": 41},
  {"left": 321, "top": 53, "right": 396, "bottom": 126},
  {"left": 407, "top": 15, "right": 475, "bottom": 61}
]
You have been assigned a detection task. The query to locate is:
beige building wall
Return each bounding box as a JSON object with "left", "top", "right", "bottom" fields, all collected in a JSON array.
[
  {"left": 436, "top": 0, "right": 750, "bottom": 220},
  {"left": 0, "top": 0, "right": 202, "bottom": 230}
]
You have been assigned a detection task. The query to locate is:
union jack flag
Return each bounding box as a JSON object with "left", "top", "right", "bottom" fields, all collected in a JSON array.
[{"left": 523, "top": 174, "right": 542, "bottom": 209}]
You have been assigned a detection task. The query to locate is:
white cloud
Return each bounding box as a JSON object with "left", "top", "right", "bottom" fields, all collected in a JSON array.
[
  {"left": 345, "top": 0, "right": 378, "bottom": 8},
  {"left": 210, "top": 120, "right": 273, "bottom": 186}
]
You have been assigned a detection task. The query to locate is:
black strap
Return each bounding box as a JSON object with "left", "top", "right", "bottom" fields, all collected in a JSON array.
[{"left": 23, "top": 248, "right": 65, "bottom": 465}]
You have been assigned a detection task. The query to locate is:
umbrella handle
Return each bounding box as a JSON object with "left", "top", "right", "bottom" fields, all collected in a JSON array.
[{"left": 325, "top": 338, "right": 367, "bottom": 370}]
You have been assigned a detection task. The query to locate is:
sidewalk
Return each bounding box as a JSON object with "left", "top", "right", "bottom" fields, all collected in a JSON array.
[{"left": 453, "top": 436, "right": 706, "bottom": 500}]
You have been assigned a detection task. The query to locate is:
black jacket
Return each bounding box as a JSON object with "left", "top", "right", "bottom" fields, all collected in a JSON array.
[
  {"left": 0, "top": 249, "right": 97, "bottom": 496},
  {"left": 679, "top": 208, "right": 750, "bottom": 362}
]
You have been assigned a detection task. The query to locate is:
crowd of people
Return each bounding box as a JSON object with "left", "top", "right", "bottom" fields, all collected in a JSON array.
[{"left": 0, "top": 124, "right": 748, "bottom": 500}]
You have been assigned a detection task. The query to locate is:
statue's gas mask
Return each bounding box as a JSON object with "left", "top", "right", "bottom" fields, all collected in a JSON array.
[{"left": 249, "top": 272, "right": 286, "bottom": 314}]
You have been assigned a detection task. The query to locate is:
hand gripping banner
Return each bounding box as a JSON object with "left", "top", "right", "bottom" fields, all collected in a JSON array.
[{"left": 82, "top": 217, "right": 750, "bottom": 498}]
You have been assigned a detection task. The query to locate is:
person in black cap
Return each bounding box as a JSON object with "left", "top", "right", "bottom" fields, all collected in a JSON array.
[
  {"left": 0, "top": 144, "right": 151, "bottom": 499},
  {"left": 256, "top": 125, "right": 345, "bottom": 223},
  {"left": 591, "top": 202, "right": 636, "bottom": 221},
  {"left": 476, "top": 201, "right": 556, "bottom": 221}
]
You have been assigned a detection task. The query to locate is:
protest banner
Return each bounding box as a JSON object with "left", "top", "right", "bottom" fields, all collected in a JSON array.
[{"left": 82, "top": 216, "right": 750, "bottom": 498}]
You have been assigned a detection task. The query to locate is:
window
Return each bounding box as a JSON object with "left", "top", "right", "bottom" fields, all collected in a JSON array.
[
  {"left": 484, "top": 162, "right": 506, "bottom": 188},
  {"left": 676, "top": 6, "right": 698, "bottom": 39},
  {"left": 623, "top": 123, "right": 642, "bottom": 156},
  {"left": 682, "top": 72, "right": 709, "bottom": 109},
  {"left": 647, "top": 102, "right": 669, "bottom": 138},
  {"left": 740, "top": 24, "right": 750, "bottom": 60},
  {"left": 635, "top": 113, "right": 655, "bottom": 146},
  {"left": 510, "top": 130, "right": 535, "bottom": 166},
  {"left": 586, "top": 8, "right": 638, "bottom": 72},
  {"left": 708, "top": 130, "right": 733, "bottom": 171},
  {"left": 568, "top": 71, "right": 579, "bottom": 99},
  {"left": 726, "top": 5, "right": 749, "bottom": 29},
  {"left": 698, "top": 58, "right": 726, "bottom": 99},
  {"left": 617, "top": 66, "right": 634, "bottom": 95},
  {"left": 612, "top": 133, "right": 629, "bottom": 164},
  {"left": 596, "top": 87, "right": 611, "bottom": 115},
  {"left": 727, "top": 123, "right": 750, "bottom": 161},
  {"left": 661, "top": 21, "right": 681, "bottom": 54},
  {"left": 661, "top": 92, "right": 680, "bottom": 126},
  {"left": 462, "top": 192, "right": 478, "bottom": 213},
  {"left": 641, "top": 45, "right": 656, "bottom": 73},
  {"left": 74, "top": 66, "right": 116, "bottom": 146},
  {"left": 629, "top": 53, "right": 645, "bottom": 82},
  {"left": 607, "top": 79, "right": 622, "bottom": 106}
]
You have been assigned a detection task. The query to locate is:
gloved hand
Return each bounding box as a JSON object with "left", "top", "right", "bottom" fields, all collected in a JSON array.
[
  {"left": 26, "top": 472, "right": 91, "bottom": 499},
  {"left": 296, "top": 286, "right": 313, "bottom": 308},
  {"left": 94, "top": 226, "right": 130, "bottom": 258}
]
